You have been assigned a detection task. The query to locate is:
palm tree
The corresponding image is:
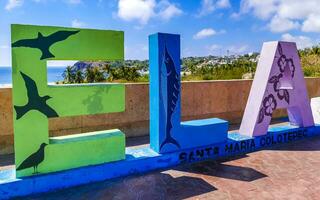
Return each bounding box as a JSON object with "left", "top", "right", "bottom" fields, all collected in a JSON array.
[
  {"left": 311, "top": 46, "right": 320, "bottom": 55},
  {"left": 92, "top": 67, "right": 105, "bottom": 82},
  {"left": 74, "top": 70, "right": 84, "bottom": 83},
  {"left": 85, "top": 67, "right": 95, "bottom": 83},
  {"left": 63, "top": 66, "right": 75, "bottom": 83}
]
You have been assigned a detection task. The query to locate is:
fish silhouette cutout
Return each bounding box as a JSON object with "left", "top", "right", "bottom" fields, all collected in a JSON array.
[
  {"left": 160, "top": 46, "right": 181, "bottom": 150},
  {"left": 12, "top": 30, "right": 80, "bottom": 60},
  {"left": 17, "top": 143, "right": 47, "bottom": 174},
  {"left": 14, "top": 71, "right": 59, "bottom": 120}
]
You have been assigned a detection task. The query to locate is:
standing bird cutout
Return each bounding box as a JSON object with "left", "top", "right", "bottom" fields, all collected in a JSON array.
[
  {"left": 17, "top": 143, "right": 48, "bottom": 174},
  {"left": 14, "top": 71, "right": 59, "bottom": 120},
  {"left": 160, "top": 46, "right": 181, "bottom": 150},
  {"left": 12, "top": 30, "right": 80, "bottom": 60}
]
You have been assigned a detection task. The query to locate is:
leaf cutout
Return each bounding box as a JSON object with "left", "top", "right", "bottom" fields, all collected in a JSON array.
[
  {"left": 268, "top": 75, "right": 278, "bottom": 83},
  {"left": 277, "top": 90, "right": 284, "bottom": 100},
  {"left": 278, "top": 43, "right": 283, "bottom": 55},
  {"left": 257, "top": 107, "right": 265, "bottom": 124},
  {"left": 284, "top": 90, "right": 289, "bottom": 104},
  {"left": 292, "top": 68, "right": 295, "bottom": 78},
  {"left": 273, "top": 82, "right": 278, "bottom": 92},
  {"left": 277, "top": 55, "right": 286, "bottom": 72},
  {"left": 287, "top": 58, "right": 295, "bottom": 77}
]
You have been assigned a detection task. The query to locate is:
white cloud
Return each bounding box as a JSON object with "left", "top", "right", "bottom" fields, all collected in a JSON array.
[
  {"left": 117, "top": 0, "right": 155, "bottom": 24},
  {"left": 71, "top": 19, "right": 86, "bottom": 28},
  {"left": 158, "top": 0, "right": 182, "bottom": 21},
  {"left": 5, "top": 0, "right": 23, "bottom": 11},
  {"left": 302, "top": 14, "right": 320, "bottom": 33},
  {"left": 117, "top": 0, "right": 182, "bottom": 24},
  {"left": 238, "top": 0, "right": 320, "bottom": 33},
  {"left": 268, "top": 15, "right": 299, "bottom": 33},
  {"left": 228, "top": 45, "right": 249, "bottom": 54},
  {"left": 198, "top": 0, "right": 215, "bottom": 17},
  {"left": 276, "top": 0, "right": 318, "bottom": 20},
  {"left": 197, "top": 0, "right": 230, "bottom": 17},
  {"left": 117, "top": 0, "right": 183, "bottom": 25},
  {"left": 239, "top": 0, "right": 278, "bottom": 20},
  {"left": 193, "top": 28, "right": 216, "bottom": 39},
  {"left": 216, "top": 0, "right": 231, "bottom": 8},
  {"left": 281, "top": 33, "right": 313, "bottom": 49}
]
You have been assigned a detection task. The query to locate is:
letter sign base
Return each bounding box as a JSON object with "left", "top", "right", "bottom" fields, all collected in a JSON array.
[{"left": 1, "top": 124, "right": 320, "bottom": 199}]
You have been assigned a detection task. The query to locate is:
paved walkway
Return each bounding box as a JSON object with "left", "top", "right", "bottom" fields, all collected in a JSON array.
[{"left": 17, "top": 135, "right": 320, "bottom": 200}]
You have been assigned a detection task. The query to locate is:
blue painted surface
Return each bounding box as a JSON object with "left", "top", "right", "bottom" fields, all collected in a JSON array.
[
  {"left": 181, "top": 118, "right": 225, "bottom": 126},
  {"left": 179, "top": 118, "right": 228, "bottom": 149},
  {"left": 149, "top": 33, "right": 182, "bottom": 153},
  {"left": 1, "top": 124, "right": 320, "bottom": 199},
  {"left": 149, "top": 33, "right": 228, "bottom": 153}
]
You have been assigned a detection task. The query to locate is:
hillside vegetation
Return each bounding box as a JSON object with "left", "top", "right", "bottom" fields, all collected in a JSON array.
[
  {"left": 300, "top": 46, "right": 320, "bottom": 77},
  {"left": 60, "top": 45, "right": 320, "bottom": 84}
]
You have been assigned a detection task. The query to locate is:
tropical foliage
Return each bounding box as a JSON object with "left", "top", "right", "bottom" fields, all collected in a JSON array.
[
  {"left": 299, "top": 46, "right": 320, "bottom": 77},
  {"left": 61, "top": 60, "right": 148, "bottom": 84},
  {"left": 61, "top": 45, "right": 320, "bottom": 84}
]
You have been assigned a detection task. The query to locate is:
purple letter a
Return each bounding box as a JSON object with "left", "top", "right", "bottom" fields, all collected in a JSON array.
[{"left": 240, "top": 41, "right": 314, "bottom": 137}]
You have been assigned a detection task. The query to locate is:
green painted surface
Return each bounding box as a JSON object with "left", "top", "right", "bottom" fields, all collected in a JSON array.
[
  {"left": 44, "top": 131, "right": 125, "bottom": 174},
  {"left": 12, "top": 24, "right": 126, "bottom": 177},
  {"left": 50, "top": 129, "right": 123, "bottom": 144}
]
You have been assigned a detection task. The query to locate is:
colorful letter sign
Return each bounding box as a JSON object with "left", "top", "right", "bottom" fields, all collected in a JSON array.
[
  {"left": 12, "top": 24, "right": 125, "bottom": 177},
  {"left": 149, "top": 33, "right": 228, "bottom": 153},
  {"left": 240, "top": 41, "right": 314, "bottom": 137}
]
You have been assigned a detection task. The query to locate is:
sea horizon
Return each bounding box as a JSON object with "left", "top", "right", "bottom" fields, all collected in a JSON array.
[{"left": 0, "top": 66, "right": 66, "bottom": 85}]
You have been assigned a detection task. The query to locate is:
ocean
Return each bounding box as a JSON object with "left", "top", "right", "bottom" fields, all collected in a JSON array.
[{"left": 0, "top": 67, "right": 66, "bottom": 84}]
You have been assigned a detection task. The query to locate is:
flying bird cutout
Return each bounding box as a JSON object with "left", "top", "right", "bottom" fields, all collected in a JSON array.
[
  {"left": 12, "top": 30, "right": 80, "bottom": 60},
  {"left": 14, "top": 71, "right": 59, "bottom": 120}
]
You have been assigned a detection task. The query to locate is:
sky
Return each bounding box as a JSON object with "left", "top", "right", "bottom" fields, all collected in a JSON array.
[{"left": 0, "top": 0, "right": 320, "bottom": 66}]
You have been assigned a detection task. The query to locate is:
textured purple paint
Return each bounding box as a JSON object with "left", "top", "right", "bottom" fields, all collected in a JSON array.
[{"left": 239, "top": 41, "right": 314, "bottom": 136}]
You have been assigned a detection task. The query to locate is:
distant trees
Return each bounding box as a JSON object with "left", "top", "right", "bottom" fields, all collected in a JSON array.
[
  {"left": 60, "top": 45, "right": 320, "bottom": 84},
  {"left": 84, "top": 67, "right": 104, "bottom": 83},
  {"left": 181, "top": 55, "right": 257, "bottom": 81},
  {"left": 62, "top": 66, "right": 75, "bottom": 83},
  {"left": 62, "top": 61, "right": 148, "bottom": 84},
  {"left": 74, "top": 70, "right": 84, "bottom": 83},
  {"left": 299, "top": 45, "right": 320, "bottom": 77}
]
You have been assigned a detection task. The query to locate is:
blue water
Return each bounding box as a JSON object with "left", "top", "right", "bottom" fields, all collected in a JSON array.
[{"left": 0, "top": 67, "right": 66, "bottom": 84}]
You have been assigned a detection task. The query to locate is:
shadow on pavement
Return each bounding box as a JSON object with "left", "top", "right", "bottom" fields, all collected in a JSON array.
[
  {"left": 21, "top": 171, "right": 216, "bottom": 200},
  {"left": 264, "top": 135, "right": 320, "bottom": 151},
  {"left": 174, "top": 160, "right": 267, "bottom": 182}
]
